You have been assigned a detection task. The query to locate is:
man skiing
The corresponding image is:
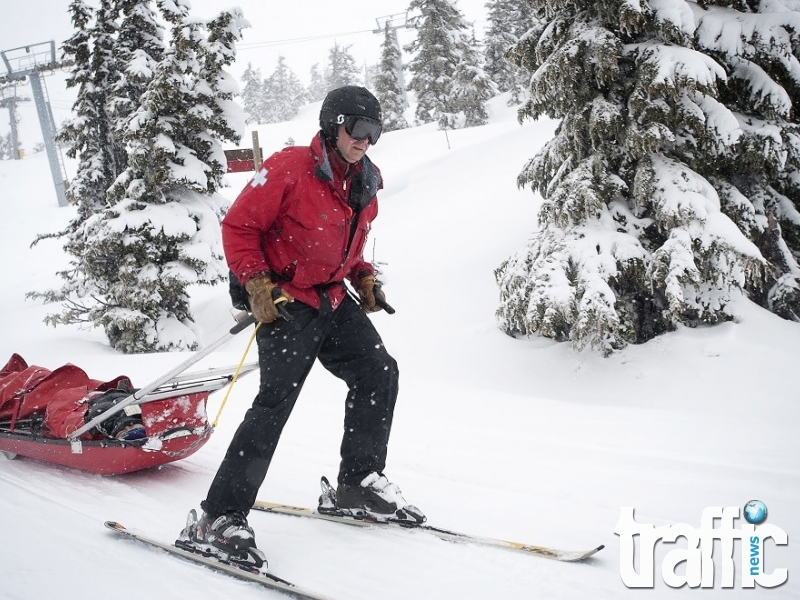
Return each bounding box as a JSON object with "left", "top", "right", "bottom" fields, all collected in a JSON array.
[{"left": 178, "top": 86, "right": 424, "bottom": 570}]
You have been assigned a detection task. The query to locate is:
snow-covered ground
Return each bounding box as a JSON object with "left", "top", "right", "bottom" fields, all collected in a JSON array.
[{"left": 1, "top": 96, "right": 797, "bottom": 599}]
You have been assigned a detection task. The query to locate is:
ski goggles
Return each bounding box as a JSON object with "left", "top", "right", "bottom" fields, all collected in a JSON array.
[{"left": 338, "top": 115, "right": 382, "bottom": 145}]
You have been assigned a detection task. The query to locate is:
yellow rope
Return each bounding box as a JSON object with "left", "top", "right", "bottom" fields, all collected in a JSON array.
[{"left": 212, "top": 322, "right": 261, "bottom": 428}]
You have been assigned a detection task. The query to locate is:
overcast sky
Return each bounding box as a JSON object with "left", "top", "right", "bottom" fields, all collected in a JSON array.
[
  {"left": 1, "top": 0, "right": 489, "bottom": 81},
  {"left": 1, "top": 0, "right": 489, "bottom": 145}
]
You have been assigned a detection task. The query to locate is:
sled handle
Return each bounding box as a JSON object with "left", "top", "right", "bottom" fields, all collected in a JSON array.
[
  {"left": 230, "top": 312, "right": 257, "bottom": 333},
  {"left": 373, "top": 283, "right": 395, "bottom": 314}
]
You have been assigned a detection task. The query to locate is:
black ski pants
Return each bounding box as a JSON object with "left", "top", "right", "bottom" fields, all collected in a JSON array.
[{"left": 202, "top": 293, "right": 398, "bottom": 517}]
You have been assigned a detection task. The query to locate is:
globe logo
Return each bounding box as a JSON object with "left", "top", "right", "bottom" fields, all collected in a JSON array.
[{"left": 744, "top": 500, "right": 768, "bottom": 525}]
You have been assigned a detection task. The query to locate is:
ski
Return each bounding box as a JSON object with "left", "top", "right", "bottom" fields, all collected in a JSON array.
[
  {"left": 104, "top": 521, "right": 334, "bottom": 600},
  {"left": 251, "top": 499, "right": 604, "bottom": 562}
]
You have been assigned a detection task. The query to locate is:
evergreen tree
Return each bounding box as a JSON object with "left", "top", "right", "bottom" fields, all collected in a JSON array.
[
  {"left": 374, "top": 22, "right": 408, "bottom": 132},
  {"left": 449, "top": 30, "right": 495, "bottom": 128},
  {"left": 364, "top": 63, "right": 379, "bottom": 91},
  {"left": 405, "top": 0, "right": 462, "bottom": 125},
  {"left": 107, "top": 0, "right": 164, "bottom": 171},
  {"left": 307, "top": 63, "right": 328, "bottom": 102},
  {"left": 57, "top": 0, "right": 121, "bottom": 219},
  {"left": 35, "top": 0, "right": 248, "bottom": 353},
  {"left": 700, "top": 2, "right": 800, "bottom": 322},
  {"left": 240, "top": 62, "right": 265, "bottom": 123},
  {"left": 405, "top": 0, "right": 489, "bottom": 128},
  {"left": 484, "top": 0, "right": 533, "bottom": 105},
  {"left": 196, "top": 7, "right": 249, "bottom": 189},
  {"left": 29, "top": 0, "right": 125, "bottom": 324},
  {"left": 496, "top": 0, "right": 800, "bottom": 355},
  {"left": 326, "top": 43, "right": 361, "bottom": 91},
  {"left": 262, "top": 56, "right": 307, "bottom": 123}
]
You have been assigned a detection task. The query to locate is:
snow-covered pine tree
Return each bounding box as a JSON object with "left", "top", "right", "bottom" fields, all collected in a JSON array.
[
  {"left": 29, "top": 0, "right": 127, "bottom": 314},
  {"left": 449, "top": 30, "right": 495, "bottom": 128},
  {"left": 693, "top": 1, "right": 800, "bottom": 322},
  {"left": 307, "top": 63, "right": 328, "bottom": 102},
  {"left": 108, "top": 0, "right": 164, "bottom": 167},
  {"left": 58, "top": 0, "right": 121, "bottom": 219},
  {"left": 364, "top": 63, "right": 379, "bottom": 91},
  {"left": 240, "top": 62, "right": 266, "bottom": 123},
  {"left": 497, "top": 0, "right": 800, "bottom": 354},
  {"left": 262, "top": 56, "right": 307, "bottom": 123},
  {"left": 374, "top": 22, "right": 408, "bottom": 132},
  {"left": 326, "top": 43, "right": 361, "bottom": 91},
  {"left": 50, "top": 0, "right": 248, "bottom": 353},
  {"left": 483, "top": 0, "right": 533, "bottom": 105},
  {"left": 196, "top": 7, "right": 249, "bottom": 189},
  {"left": 405, "top": 0, "right": 462, "bottom": 125},
  {"left": 405, "top": 0, "right": 489, "bottom": 128}
]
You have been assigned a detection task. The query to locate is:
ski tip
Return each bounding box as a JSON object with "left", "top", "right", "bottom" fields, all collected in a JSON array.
[
  {"left": 561, "top": 544, "right": 605, "bottom": 562},
  {"left": 104, "top": 521, "right": 125, "bottom": 531}
]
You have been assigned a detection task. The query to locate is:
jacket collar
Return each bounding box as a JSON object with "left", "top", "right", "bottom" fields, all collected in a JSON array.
[
  {"left": 312, "top": 131, "right": 337, "bottom": 183},
  {"left": 311, "top": 131, "right": 380, "bottom": 200}
]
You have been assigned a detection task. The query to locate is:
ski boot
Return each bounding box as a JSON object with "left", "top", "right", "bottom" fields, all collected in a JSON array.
[
  {"left": 318, "top": 473, "right": 426, "bottom": 526},
  {"left": 176, "top": 509, "right": 267, "bottom": 573}
]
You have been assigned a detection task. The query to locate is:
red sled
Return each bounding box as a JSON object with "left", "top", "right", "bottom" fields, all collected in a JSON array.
[{"left": 0, "top": 315, "right": 257, "bottom": 475}]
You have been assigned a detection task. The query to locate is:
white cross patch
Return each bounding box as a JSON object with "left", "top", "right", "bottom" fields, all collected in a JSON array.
[{"left": 250, "top": 167, "right": 268, "bottom": 188}]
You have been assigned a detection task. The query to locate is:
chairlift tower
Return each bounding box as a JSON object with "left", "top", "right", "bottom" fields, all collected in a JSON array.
[
  {"left": 0, "top": 87, "right": 30, "bottom": 159},
  {"left": 0, "top": 41, "right": 70, "bottom": 207},
  {"left": 374, "top": 13, "right": 410, "bottom": 108}
]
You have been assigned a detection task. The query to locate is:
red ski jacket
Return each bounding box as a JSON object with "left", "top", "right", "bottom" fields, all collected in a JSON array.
[{"left": 222, "top": 133, "right": 381, "bottom": 310}]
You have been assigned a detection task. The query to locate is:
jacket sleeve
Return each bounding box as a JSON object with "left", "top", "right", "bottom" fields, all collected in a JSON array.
[{"left": 222, "top": 161, "right": 287, "bottom": 285}]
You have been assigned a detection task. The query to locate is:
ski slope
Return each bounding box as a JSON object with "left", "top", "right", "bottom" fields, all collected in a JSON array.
[{"left": 0, "top": 96, "right": 797, "bottom": 599}]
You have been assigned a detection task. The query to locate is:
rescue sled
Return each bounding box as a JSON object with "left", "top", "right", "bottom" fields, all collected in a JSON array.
[{"left": 0, "top": 315, "right": 257, "bottom": 475}]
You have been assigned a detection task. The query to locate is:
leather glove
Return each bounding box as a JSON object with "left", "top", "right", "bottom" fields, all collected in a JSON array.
[
  {"left": 245, "top": 275, "right": 293, "bottom": 323},
  {"left": 356, "top": 273, "right": 385, "bottom": 313}
]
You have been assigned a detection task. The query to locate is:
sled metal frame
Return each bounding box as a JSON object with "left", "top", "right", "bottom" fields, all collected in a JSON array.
[
  {"left": 0, "top": 362, "right": 258, "bottom": 436},
  {"left": 67, "top": 313, "right": 257, "bottom": 449},
  {"left": 137, "top": 362, "right": 259, "bottom": 403}
]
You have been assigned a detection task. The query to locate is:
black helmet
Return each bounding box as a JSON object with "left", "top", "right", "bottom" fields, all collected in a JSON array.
[{"left": 320, "top": 86, "right": 383, "bottom": 144}]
